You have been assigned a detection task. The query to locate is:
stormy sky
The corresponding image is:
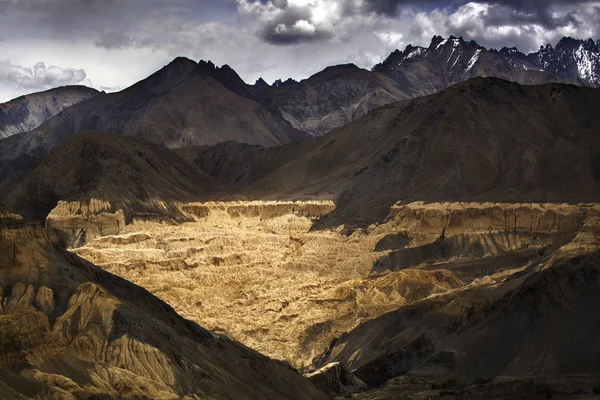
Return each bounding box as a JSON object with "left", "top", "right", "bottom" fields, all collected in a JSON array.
[{"left": 0, "top": 0, "right": 598, "bottom": 101}]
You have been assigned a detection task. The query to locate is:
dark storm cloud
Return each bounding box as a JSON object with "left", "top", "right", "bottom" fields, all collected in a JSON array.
[{"left": 259, "top": 5, "right": 334, "bottom": 45}]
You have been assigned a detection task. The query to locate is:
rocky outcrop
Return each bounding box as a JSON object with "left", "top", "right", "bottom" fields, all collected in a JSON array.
[
  {"left": 306, "top": 362, "right": 368, "bottom": 396},
  {"left": 388, "top": 202, "right": 597, "bottom": 236},
  {"left": 45, "top": 199, "right": 125, "bottom": 247}
]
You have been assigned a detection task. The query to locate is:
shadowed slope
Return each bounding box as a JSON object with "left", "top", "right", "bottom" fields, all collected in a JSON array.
[
  {"left": 317, "top": 218, "right": 600, "bottom": 397},
  {"left": 2, "top": 131, "right": 217, "bottom": 221}
]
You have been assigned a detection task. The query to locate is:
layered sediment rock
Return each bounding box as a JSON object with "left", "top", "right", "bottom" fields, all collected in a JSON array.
[
  {"left": 182, "top": 200, "right": 336, "bottom": 220},
  {"left": 0, "top": 217, "right": 328, "bottom": 399},
  {"left": 388, "top": 202, "right": 598, "bottom": 236},
  {"left": 373, "top": 202, "right": 598, "bottom": 273}
]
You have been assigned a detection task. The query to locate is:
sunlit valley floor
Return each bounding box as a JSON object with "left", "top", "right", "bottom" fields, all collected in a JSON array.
[{"left": 51, "top": 199, "right": 600, "bottom": 398}]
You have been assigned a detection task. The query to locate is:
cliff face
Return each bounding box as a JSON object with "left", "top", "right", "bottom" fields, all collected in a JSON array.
[
  {"left": 45, "top": 199, "right": 125, "bottom": 247},
  {"left": 46, "top": 200, "right": 337, "bottom": 248},
  {"left": 306, "top": 362, "right": 368, "bottom": 396},
  {"left": 373, "top": 202, "right": 598, "bottom": 272},
  {"left": 0, "top": 214, "right": 328, "bottom": 399},
  {"left": 182, "top": 200, "right": 337, "bottom": 220}
]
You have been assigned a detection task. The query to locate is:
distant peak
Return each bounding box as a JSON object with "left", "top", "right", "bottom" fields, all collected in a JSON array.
[
  {"left": 170, "top": 56, "right": 196, "bottom": 64},
  {"left": 272, "top": 78, "right": 298, "bottom": 87},
  {"left": 253, "top": 77, "right": 270, "bottom": 90},
  {"left": 197, "top": 59, "right": 217, "bottom": 72},
  {"left": 429, "top": 35, "right": 445, "bottom": 49}
]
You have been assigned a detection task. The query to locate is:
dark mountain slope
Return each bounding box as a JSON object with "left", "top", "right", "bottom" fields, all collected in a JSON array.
[
  {"left": 0, "top": 214, "right": 327, "bottom": 399},
  {"left": 197, "top": 78, "right": 600, "bottom": 227},
  {"left": 2, "top": 131, "right": 217, "bottom": 221},
  {"left": 0, "top": 85, "right": 99, "bottom": 139},
  {"left": 122, "top": 61, "right": 307, "bottom": 148}
]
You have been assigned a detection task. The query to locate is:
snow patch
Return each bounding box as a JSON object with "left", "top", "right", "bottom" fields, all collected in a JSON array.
[
  {"left": 406, "top": 47, "right": 426, "bottom": 60},
  {"left": 466, "top": 49, "right": 481, "bottom": 72}
]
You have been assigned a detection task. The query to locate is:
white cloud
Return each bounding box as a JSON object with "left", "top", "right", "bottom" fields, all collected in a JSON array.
[
  {"left": 0, "top": 60, "right": 87, "bottom": 91},
  {"left": 375, "top": 29, "right": 405, "bottom": 46}
]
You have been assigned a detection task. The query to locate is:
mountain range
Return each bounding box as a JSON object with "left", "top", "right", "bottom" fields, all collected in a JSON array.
[{"left": 1, "top": 34, "right": 600, "bottom": 399}]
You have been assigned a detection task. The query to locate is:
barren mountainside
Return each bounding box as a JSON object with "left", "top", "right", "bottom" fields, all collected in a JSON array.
[
  {"left": 223, "top": 78, "right": 600, "bottom": 227},
  {"left": 0, "top": 46, "right": 599, "bottom": 399},
  {"left": 0, "top": 85, "right": 98, "bottom": 139},
  {"left": 262, "top": 64, "right": 409, "bottom": 136},
  {"left": 0, "top": 58, "right": 306, "bottom": 195}
]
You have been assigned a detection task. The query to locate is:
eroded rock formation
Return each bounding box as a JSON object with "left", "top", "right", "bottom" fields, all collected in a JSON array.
[
  {"left": 46, "top": 199, "right": 125, "bottom": 247},
  {"left": 0, "top": 213, "right": 327, "bottom": 399},
  {"left": 67, "top": 200, "right": 599, "bottom": 378}
]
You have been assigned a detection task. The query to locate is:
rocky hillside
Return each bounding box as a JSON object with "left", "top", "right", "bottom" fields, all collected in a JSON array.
[
  {"left": 0, "top": 85, "right": 98, "bottom": 139},
  {"left": 261, "top": 64, "right": 408, "bottom": 136},
  {"left": 0, "top": 213, "right": 327, "bottom": 399}
]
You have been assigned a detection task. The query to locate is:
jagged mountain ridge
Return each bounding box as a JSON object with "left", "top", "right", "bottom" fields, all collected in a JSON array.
[
  {"left": 527, "top": 36, "right": 600, "bottom": 83},
  {"left": 372, "top": 35, "right": 596, "bottom": 97},
  {"left": 257, "top": 35, "right": 598, "bottom": 136},
  {"left": 0, "top": 85, "right": 99, "bottom": 139},
  {"left": 375, "top": 35, "right": 600, "bottom": 86}
]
